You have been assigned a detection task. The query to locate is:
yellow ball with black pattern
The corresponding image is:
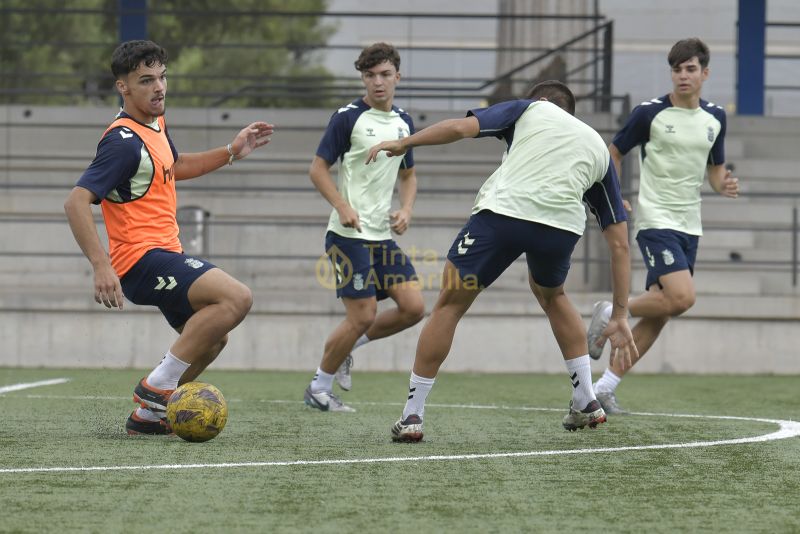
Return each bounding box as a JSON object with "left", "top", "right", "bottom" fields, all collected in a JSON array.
[{"left": 166, "top": 382, "right": 228, "bottom": 442}]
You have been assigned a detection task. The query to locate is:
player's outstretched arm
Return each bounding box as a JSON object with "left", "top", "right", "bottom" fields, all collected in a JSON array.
[
  {"left": 708, "top": 164, "right": 739, "bottom": 199},
  {"left": 174, "top": 121, "right": 274, "bottom": 180},
  {"left": 601, "top": 221, "right": 638, "bottom": 370},
  {"left": 365, "top": 116, "right": 479, "bottom": 164},
  {"left": 64, "top": 187, "right": 124, "bottom": 309}
]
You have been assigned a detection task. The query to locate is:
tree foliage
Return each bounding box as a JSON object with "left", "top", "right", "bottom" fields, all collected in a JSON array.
[{"left": 0, "top": 0, "right": 337, "bottom": 107}]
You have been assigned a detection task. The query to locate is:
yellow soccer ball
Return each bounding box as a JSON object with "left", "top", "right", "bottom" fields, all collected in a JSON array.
[{"left": 166, "top": 382, "right": 228, "bottom": 442}]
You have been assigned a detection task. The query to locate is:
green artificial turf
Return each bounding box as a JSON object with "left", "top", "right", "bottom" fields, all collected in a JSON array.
[{"left": 1, "top": 368, "right": 798, "bottom": 533}]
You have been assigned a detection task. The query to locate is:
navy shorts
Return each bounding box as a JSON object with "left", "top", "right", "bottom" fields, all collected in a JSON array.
[
  {"left": 636, "top": 229, "right": 699, "bottom": 290},
  {"left": 446, "top": 210, "right": 581, "bottom": 289},
  {"left": 120, "top": 249, "right": 217, "bottom": 329},
  {"left": 324, "top": 232, "right": 418, "bottom": 301}
]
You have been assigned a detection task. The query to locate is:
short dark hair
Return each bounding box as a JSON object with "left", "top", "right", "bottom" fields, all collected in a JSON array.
[
  {"left": 111, "top": 40, "right": 168, "bottom": 79},
  {"left": 525, "top": 80, "right": 576, "bottom": 115},
  {"left": 668, "top": 38, "right": 710, "bottom": 69},
  {"left": 354, "top": 42, "right": 400, "bottom": 72}
]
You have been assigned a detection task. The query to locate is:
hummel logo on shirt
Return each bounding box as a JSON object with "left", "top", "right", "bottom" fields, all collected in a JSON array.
[
  {"left": 366, "top": 128, "right": 375, "bottom": 136},
  {"left": 337, "top": 103, "right": 358, "bottom": 114},
  {"left": 119, "top": 128, "right": 133, "bottom": 139},
  {"left": 665, "top": 125, "right": 675, "bottom": 133}
]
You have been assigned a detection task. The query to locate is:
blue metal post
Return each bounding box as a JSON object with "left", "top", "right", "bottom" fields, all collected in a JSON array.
[
  {"left": 119, "top": 0, "right": 147, "bottom": 43},
  {"left": 736, "top": 0, "right": 765, "bottom": 115}
]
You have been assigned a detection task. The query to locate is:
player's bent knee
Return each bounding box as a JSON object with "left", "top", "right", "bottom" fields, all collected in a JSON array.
[
  {"left": 348, "top": 307, "right": 377, "bottom": 333},
  {"left": 534, "top": 287, "right": 565, "bottom": 311},
  {"left": 668, "top": 291, "right": 695, "bottom": 316},
  {"left": 224, "top": 282, "right": 253, "bottom": 321},
  {"left": 354, "top": 314, "right": 377, "bottom": 333},
  {"left": 402, "top": 300, "right": 425, "bottom": 325}
]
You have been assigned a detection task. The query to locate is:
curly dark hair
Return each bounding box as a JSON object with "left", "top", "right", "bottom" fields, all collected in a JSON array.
[
  {"left": 524, "top": 80, "right": 576, "bottom": 115},
  {"left": 668, "top": 38, "right": 710, "bottom": 69},
  {"left": 354, "top": 42, "right": 400, "bottom": 72},
  {"left": 111, "top": 40, "right": 168, "bottom": 79}
]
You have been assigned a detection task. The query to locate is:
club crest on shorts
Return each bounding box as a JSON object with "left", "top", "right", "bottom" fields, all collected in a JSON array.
[
  {"left": 662, "top": 249, "right": 675, "bottom": 266},
  {"left": 184, "top": 258, "right": 204, "bottom": 269},
  {"left": 353, "top": 273, "right": 365, "bottom": 290}
]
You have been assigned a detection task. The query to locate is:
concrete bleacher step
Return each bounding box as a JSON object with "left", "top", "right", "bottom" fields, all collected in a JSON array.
[
  {"left": 1, "top": 186, "right": 485, "bottom": 219},
  {"left": 701, "top": 198, "right": 797, "bottom": 225},
  {"left": 728, "top": 116, "right": 800, "bottom": 159},
  {"left": 0, "top": 209, "right": 607, "bottom": 271},
  {"left": 631, "top": 268, "right": 762, "bottom": 295},
  {"left": 0, "top": 246, "right": 601, "bottom": 297},
  {"left": 4, "top": 274, "right": 798, "bottom": 320},
  {"left": 697, "top": 228, "right": 755, "bottom": 249},
  {"left": 732, "top": 159, "right": 799, "bottom": 180},
  {"left": 3, "top": 105, "right": 800, "bottom": 303}
]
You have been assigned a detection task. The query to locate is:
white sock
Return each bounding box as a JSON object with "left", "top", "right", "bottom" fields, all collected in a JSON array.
[
  {"left": 565, "top": 355, "right": 595, "bottom": 410},
  {"left": 146, "top": 351, "right": 190, "bottom": 390},
  {"left": 310, "top": 367, "right": 335, "bottom": 393},
  {"left": 402, "top": 372, "right": 435, "bottom": 420},
  {"left": 135, "top": 406, "right": 162, "bottom": 422},
  {"left": 353, "top": 334, "right": 370, "bottom": 351},
  {"left": 594, "top": 368, "right": 622, "bottom": 394}
]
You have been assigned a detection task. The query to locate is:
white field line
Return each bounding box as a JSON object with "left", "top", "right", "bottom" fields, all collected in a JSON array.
[
  {"left": 1, "top": 393, "right": 798, "bottom": 475},
  {"left": 1, "top": 419, "right": 798, "bottom": 474},
  {"left": 0, "top": 378, "right": 70, "bottom": 395}
]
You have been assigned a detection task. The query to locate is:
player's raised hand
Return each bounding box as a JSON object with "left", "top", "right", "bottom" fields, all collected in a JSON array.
[
  {"left": 720, "top": 168, "right": 739, "bottom": 198},
  {"left": 93, "top": 263, "right": 123, "bottom": 310},
  {"left": 230, "top": 122, "right": 274, "bottom": 159},
  {"left": 604, "top": 317, "right": 638, "bottom": 371},
  {"left": 365, "top": 140, "right": 407, "bottom": 164}
]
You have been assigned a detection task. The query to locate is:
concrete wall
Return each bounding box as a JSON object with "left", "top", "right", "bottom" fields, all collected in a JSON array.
[{"left": 3, "top": 291, "right": 799, "bottom": 374}]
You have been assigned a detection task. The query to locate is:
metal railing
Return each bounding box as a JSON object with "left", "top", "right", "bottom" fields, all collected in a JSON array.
[
  {"left": 1, "top": 6, "right": 616, "bottom": 111},
  {"left": 2, "top": 167, "right": 800, "bottom": 289},
  {"left": 765, "top": 21, "right": 800, "bottom": 96}
]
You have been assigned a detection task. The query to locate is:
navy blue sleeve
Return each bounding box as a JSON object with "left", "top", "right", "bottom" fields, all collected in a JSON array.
[
  {"left": 583, "top": 157, "right": 628, "bottom": 230},
  {"left": 76, "top": 127, "right": 142, "bottom": 204},
  {"left": 316, "top": 110, "right": 353, "bottom": 165},
  {"left": 611, "top": 104, "right": 652, "bottom": 155},
  {"left": 708, "top": 107, "right": 726, "bottom": 166},
  {"left": 164, "top": 125, "right": 179, "bottom": 161},
  {"left": 467, "top": 99, "right": 533, "bottom": 141},
  {"left": 400, "top": 113, "right": 415, "bottom": 169}
]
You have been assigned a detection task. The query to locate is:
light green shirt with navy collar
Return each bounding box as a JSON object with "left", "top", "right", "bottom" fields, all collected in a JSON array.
[
  {"left": 612, "top": 94, "right": 727, "bottom": 236},
  {"left": 467, "top": 100, "right": 618, "bottom": 236},
  {"left": 316, "top": 98, "right": 415, "bottom": 241}
]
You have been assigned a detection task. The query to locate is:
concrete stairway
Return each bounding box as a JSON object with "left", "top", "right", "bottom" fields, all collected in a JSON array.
[{"left": 1, "top": 105, "right": 799, "bottom": 372}]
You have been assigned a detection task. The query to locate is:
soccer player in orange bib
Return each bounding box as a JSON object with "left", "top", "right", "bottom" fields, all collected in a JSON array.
[{"left": 64, "top": 40, "right": 273, "bottom": 435}]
